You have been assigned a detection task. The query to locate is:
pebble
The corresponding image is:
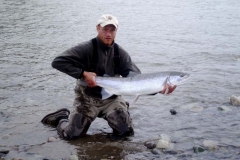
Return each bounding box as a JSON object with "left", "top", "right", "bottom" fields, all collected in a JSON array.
[
  {"left": 193, "top": 146, "right": 205, "bottom": 153},
  {"left": 151, "top": 148, "right": 161, "bottom": 155},
  {"left": 144, "top": 142, "right": 156, "bottom": 149},
  {"left": 156, "top": 134, "right": 171, "bottom": 149},
  {"left": 48, "top": 136, "right": 58, "bottom": 142},
  {"left": 170, "top": 109, "right": 177, "bottom": 115},
  {"left": 230, "top": 95, "right": 240, "bottom": 106},
  {"left": 0, "top": 150, "right": 9, "bottom": 154}
]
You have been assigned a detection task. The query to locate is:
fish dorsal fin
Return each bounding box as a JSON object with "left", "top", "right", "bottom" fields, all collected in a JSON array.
[{"left": 130, "top": 92, "right": 160, "bottom": 104}]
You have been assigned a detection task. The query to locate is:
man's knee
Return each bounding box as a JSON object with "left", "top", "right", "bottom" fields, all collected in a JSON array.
[
  {"left": 57, "top": 113, "right": 92, "bottom": 139},
  {"left": 106, "top": 108, "right": 134, "bottom": 136}
]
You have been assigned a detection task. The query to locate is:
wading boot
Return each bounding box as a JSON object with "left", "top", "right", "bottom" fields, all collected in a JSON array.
[
  {"left": 56, "top": 113, "right": 92, "bottom": 139},
  {"left": 57, "top": 119, "right": 70, "bottom": 139},
  {"left": 41, "top": 108, "right": 70, "bottom": 126}
]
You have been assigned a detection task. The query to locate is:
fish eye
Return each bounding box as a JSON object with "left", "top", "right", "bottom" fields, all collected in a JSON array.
[{"left": 180, "top": 74, "right": 184, "bottom": 78}]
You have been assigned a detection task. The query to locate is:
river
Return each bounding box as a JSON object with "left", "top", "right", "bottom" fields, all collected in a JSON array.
[{"left": 1, "top": 0, "right": 240, "bottom": 159}]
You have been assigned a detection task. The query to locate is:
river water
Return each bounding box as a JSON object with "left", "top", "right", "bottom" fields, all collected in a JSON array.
[{"left": 1, "top": 0, "right": 240, "bottom": 159}]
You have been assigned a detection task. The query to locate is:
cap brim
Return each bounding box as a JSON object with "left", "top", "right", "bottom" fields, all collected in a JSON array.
[{"left": 100, "top": 22, "right": 118, "bottom": 28}]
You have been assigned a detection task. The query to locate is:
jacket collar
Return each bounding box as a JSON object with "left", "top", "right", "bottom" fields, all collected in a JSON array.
[{"left": 96, "top": 37, "right": 114, "bottom": 51}]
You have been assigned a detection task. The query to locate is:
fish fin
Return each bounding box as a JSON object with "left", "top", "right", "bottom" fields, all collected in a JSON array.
[
  {"left": 164, "top": 86, "right": 169, "bottom": 95},
  {"left": 131, "top": 95, "right": 140, "bottom": 104},
  {"left": 149, "top": 93, "right": 158, "bottom": 96},
  {"left": 101, "top": 88, "right": 113, "bottom": 100},
  {"left": 161, "top": 76, "right": 170, "bottom": 95}
]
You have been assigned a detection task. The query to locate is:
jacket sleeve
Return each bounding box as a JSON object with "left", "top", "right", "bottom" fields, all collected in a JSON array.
[
  {"left": 117, "top": 45, "right": 141, "bottom": 77},
  {"left": 51, "top": 42, "right": 92, "bottom": 79}
]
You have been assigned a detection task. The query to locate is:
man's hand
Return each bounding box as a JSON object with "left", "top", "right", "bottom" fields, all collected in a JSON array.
[
  {"left": 160, "top": 84, "right": 177, "bottom": 95},
  {"left": 83, "top": 71, "right": 97, "bottom": 87}
]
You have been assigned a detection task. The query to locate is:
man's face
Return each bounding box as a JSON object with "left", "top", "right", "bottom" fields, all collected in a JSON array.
[{"left": 97, "top": 24, "right": 117, "bottom": 46}]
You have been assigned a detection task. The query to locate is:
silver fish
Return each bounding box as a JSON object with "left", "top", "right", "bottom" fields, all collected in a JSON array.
[{"left": 96, "top": 71, "right": 190, "bottom": 100}]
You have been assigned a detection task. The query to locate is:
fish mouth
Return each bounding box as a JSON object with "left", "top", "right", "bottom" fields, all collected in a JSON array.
[
  {"left": 167, "top": 73, "right": 190, "bottom": 86},
  {"left": 176, "top": 76, "right": 190, "bottom": 85}
]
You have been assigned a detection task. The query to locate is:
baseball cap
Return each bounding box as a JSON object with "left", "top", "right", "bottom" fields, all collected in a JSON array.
[{"left": 97, "top": 14, "right": 118, "bottom": 28}]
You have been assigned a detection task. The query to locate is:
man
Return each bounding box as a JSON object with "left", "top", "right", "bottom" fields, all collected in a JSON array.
[{"left": 41, "top": 14, "right": 176, "bottom": 139}]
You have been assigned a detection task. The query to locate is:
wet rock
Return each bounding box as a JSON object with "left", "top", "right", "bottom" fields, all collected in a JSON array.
[
  {"left": 144, "top": 142, "right": 156, "bottom": 149},
  {"left": 156, "top": 134, "right": 171, "bottom": 149},
  {"left": 230, "top": 95, "right": 240, "bottom": 106},
  {"left": 193, "top": 146, "right": 205, "bottom": 153},
  {"left": 48, "top": 136, "right": 59, "bottom": 142},
  {"left": 69, "top": 154, "right": 79, "bottom": 160},
  {"left": 203, "top": 140, "right": 218, "bottom": 151},
  {"left": 151, "top": 148, "right": 161, "bottom": 155},
  {"left": 218, "top": 106, "right": 232, "bottom": 112},
  {"left": 170, "top": 109, "right": 177, "bottom": 115},
  {"left": 0, "top": 150, "right": 9, "bottom": 154}
]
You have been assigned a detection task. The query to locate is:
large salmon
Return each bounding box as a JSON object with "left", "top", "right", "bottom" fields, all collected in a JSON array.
[{"left": 95, "top": 71, "right": 190, "bottom": 100}]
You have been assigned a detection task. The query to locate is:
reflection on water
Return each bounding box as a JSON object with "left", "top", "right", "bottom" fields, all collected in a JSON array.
[{"left": 1, "top": 0, "right": 240, "bottom": 159}]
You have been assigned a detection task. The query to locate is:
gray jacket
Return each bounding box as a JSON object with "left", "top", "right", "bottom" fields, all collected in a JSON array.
[{"left": 52, "top": 37, "right": 141, "bottom": 98}]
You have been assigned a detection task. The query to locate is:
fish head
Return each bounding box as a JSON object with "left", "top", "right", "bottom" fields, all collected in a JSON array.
[{"left": 168, "top": 72, "right": 190, "bottom": 86}]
